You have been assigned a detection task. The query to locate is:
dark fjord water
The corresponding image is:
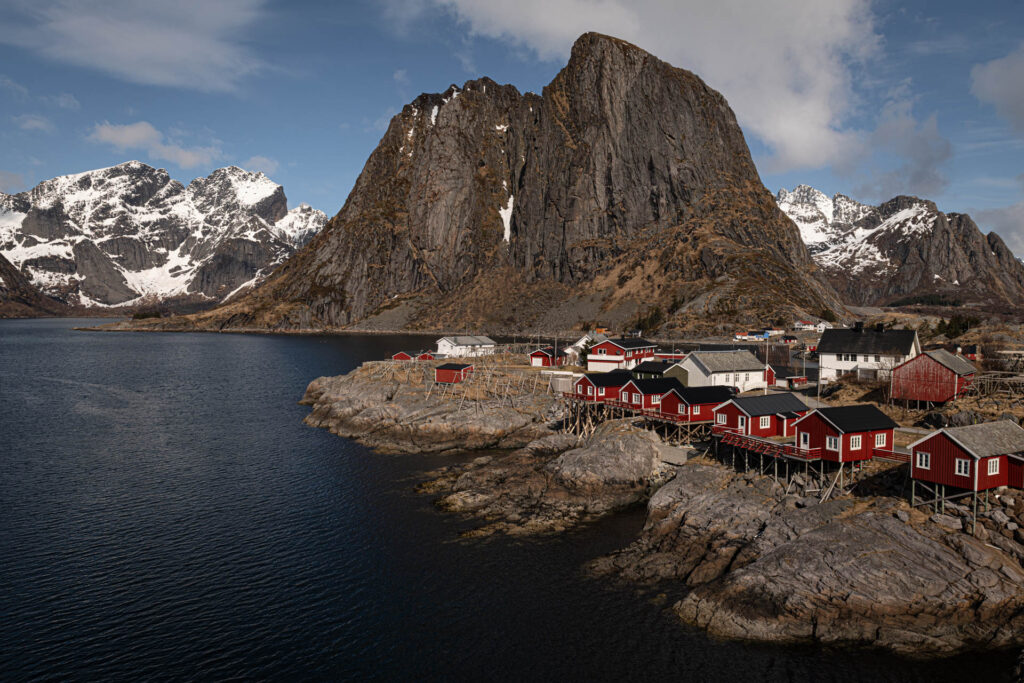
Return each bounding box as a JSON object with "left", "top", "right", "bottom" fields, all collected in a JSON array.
[{"left": 0, "top": 319, "right": 1013, "bottom": 681}]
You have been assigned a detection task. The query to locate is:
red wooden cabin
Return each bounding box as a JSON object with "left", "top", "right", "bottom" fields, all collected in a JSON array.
[
  {"left": 618, "top": 378, "right": 684, "bottom": 411},
  {"left": 416, "top": 352, "right": 435, "bottom": 361},
  {"left": 909, "top": 421, "right": 1024, "bottom": 492},
  {"left": 572, "top": 371, "right": 632, "bottom": 402},
  {"left": 587, "top": 338, "right": 657, "bottom": 371},
  {"left": 660, "top": 386, "right": 733, "bottom": 422},
  {"left": 529, "top": 346, "right": 568, "bottom": 367},
  {"left": 792, "top": 404, "right": 898, "bottom": 463},
  {"left": 713, "top": 393, "right": 808, "bottom": 437},
  {"left": 891, "top": 349, "right": 975, "bottom": 404},
  {"left": 392, "top": 351, "right": 413, "bottom": 361},
  {"left": 435, "top": 363, "right": 474, "bottom": 384}
]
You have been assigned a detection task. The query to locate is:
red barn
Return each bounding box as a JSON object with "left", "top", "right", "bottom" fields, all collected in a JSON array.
[
  {"left": 909, "top": 421, "right": 1024, "bottom": 492},
  {"left": 529, "top": 346, "right": 568, "bottom": 367},
  {"left": 416, "top": 352, "right": 436, "bottom": 361},
  {"left": 618, "top": 378, "right": 684, "bottom": 411},
  {"left": 572, "top": 370, "right": 632, "bottom": 402},
  {"left": 891, "top": 349, "right": 975, "bottom": 405},
  {"left": 392, "top": 351, "right": 413, "bottom": 361},
  {"left": 586, "top": 338, "right": 657, "bottom": 372},
  {"left": 713, "top": 393, "right": 808, "bottom": 437},
  {"left": 435, "top": 363, "right": 473, "bottom": 384},
  {"left": 660, "top": 386, "right": 733, "bottom": 422},
  {"left": 792, "top": 404, "right": 898, "bottom": 463}
]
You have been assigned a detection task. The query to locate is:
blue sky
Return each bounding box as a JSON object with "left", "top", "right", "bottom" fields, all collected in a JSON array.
[{"left": 1, "top": 0, "right": 1023, "bottom": 250}]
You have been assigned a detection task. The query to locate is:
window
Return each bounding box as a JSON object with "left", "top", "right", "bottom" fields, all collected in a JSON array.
[
  {"left": 799, "top": 432, "right": 809, "bottom": 448},
  {"left": 850, "top": 435, "right": 862, "bottom": 450},
  {"left": 692, "top": 405, "right": 701, "bottom": 415},
  {"left": 578, "top": 385, "right": 584, "bottom": 394},
  {"left": 598, "top": 348, "right": 607, "bottom": 355},
  {"left": 759, "top": 416, "right": 771, "bottom": 429},
  {"left": 875, "top": 433, "right": 886, "bottom": 448},
  {"left": 652, "top": 395, "right": 661, "bottom": 404},
  {"left": 988, "top": 459, "right": 1000, "bottom": 476},
  {"left": 677, "top": 404, "right": 686, "bottom": 414},
  {"left": 587, "top": 386, "right": 593, "bottom": 396},
  {"left": 633, "top": 393, "right": 641, "bottom": 403},
  {"left": 716, "top": 413, "right": 726, "bottom": 424},
  {"left": 875, "top": 355, "right": 881, "bottom": 363},
  {"left": 744, "top": 373, "right": 750, "bottom": 382},
  {"left": 826, "top": 436, "right": 839, "bottom": 451},
  {"left": 916, "top": 451, "right": 930, "bottom": 469},
  {"left": 955, "top": 459, "right": 970, "bottom": 477},
  {"left": 598, "top": 387, "right": 605, "bottom": 397},
  {"left": 863, "top": 355, "right": 869, "bottom": 362}
]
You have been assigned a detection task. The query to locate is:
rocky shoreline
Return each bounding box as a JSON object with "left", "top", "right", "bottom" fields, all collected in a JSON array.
[{"left": 301, "top": 363, "right": 1024, "bottom": 658}]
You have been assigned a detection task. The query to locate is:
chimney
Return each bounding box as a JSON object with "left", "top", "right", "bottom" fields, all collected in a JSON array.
[
  {"left": 853, "top": 321, "right": 864, "bottom": 333},
  {"left": 874, "top": 323, "right": 885, "bottom": 333}
]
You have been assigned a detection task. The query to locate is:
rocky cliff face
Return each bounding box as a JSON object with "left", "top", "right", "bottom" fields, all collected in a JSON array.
[
  {"left": 0, "top": 252, "right": 68, "bottom": 317},
  {"left": 0, "top": 162, "right": 326, "bottom": 307},
  {"left": 193, "top": 33, "right": 842, "bottom": 334},
  {"left": 777, "top": 185, "right": 1024, "bottom": 306}
]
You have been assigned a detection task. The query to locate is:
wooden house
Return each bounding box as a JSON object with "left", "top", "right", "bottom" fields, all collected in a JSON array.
[
  {"left": 618, "top": 377, "right": 685, "bottom": 411},
  {"left": 891, "top": 349, "right": 975, "bottom": 405},
  {"left": 909, "top": 421, "right": 1024, "bottom": 493},
  {"left": 959, "top": 344, "right": 980, "bottom": 362},
  {"left": 679, "top": 350, "right": 772, "bottom": 392},
  {"left": 434, "top": 363, "right": 474, "bottom": 384},
  {"left": 572, "top": 370, "right": 633, "bottom": 402},
  {"left": 712, "top": 393, "right": 808, "bottom": 437},
  {"left": 817, "top": 323, "right": 920, "bottom": 382},
  {"left": 660, "top": 386, "right": 733, "bottom": 423},
  {"left": 436, "top": 335, "right": 496, "bottom": 358},
  {"left": 586, "top": 338, "right": 657, "bottom": 372},
  {"left": 416, "top": 352, "right": 436, "bottom": 361},
  {"left": 631, "top": 360, "right": 687, "bottom": 382},
  {"left": 529, "top": 346, "right": 568, "bottom": 367},
  {"left": 392, "top": 351, "right": 413, "bottom": 361},
  {"left": 792, "top": 404, "right": 898, "bottom": 463}
]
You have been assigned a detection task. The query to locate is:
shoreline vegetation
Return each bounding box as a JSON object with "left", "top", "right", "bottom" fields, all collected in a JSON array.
[{"left": 302, "top": 359, "right": 1024, "bottom": 659}]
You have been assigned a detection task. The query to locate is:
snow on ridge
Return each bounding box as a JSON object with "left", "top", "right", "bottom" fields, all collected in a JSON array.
[{"left": 500, "top": 194, "right": 514, "bottom": 243}]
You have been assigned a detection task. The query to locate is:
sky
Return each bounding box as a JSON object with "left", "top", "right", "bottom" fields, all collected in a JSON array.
[{"left": 1, "top": 0, "right": 1023, "bottom": 250}]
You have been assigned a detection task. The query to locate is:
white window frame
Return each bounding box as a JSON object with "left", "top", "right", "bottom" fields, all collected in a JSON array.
[
  {"left": 988, "top": 458, "right": 1000, "bottom": 476},
  {"left": 826, "top": 436, "right": 839, "bottom": 451},
  {"left": 716, "top": 413, "right": 727, "bottom": 425},
  {"left": 598, "top": 387, "right": 605, "bottom": 397},
  {"left": 759, "top": 416, "right": 770, "bottom": 429},
  {"left": 598, "top": 348, "right": 607, "bottom": 355},
  {"left": 692, "top": 405, "right": 701, "bottom": 415},
  {"left": 652, "top": 395, "right": 661, "bottom": 405},
  {"left": 587, "top": 386, "right": 594, "bottom": 396},
  {"left": 875, "top": 433, "right": 886, "bottom": 448},
  {"left": 955, "top": 458, "right": 970, "bottom": 477},
  {"left": 850, "top": 435, "right": 862, "bottom": 450},
  {"left": 738, "top": 416, "right": 747, "bottom": 430},
  {"left": 799, "top": 432, "right": 809, "bottom": 449},
  {"left": 916, "top": 451, "right": 930, "bottom": 470},
  {"left": 633, "top": 393, "right": 641, "bottom": 403}
]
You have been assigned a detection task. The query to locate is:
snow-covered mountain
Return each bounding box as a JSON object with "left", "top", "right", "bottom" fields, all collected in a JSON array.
[
  {"left": 0, "top": 161, "right": 326, "bottom": 307},
  {"left": 776, "top": 184, "right": 1024, "bottom": 306}
]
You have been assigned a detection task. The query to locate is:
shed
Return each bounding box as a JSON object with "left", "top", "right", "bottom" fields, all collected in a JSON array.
[
  {"left": 793, "top": 404, "right": 898, "bottom": 463},
  {"left": 435, "top": 363, "right": 474, "bottom": 384},
  {"left": 416, "top": 352, "right": 436, "bottom": 361},
  {"left": 529, "top": 346, "right": 568, "bottom": 367},
  {"left": 891, "top": 349, "right": 975, "bottom": 405},
  {"left": 392, "top": 351, "right": 413, "bottom": 361}
]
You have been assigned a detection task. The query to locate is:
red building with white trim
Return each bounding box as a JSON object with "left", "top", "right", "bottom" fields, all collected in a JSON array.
[
  {"left": 572, "top": 371, "right": 632, "bottom": 402},
  {"left": 891, "top": 349, "right": 975, "bottom": 405},
  {"left": 392, "top": 351, "right": 413, "bottom": 361},
  {"left": 435, "top": 363, "right": 474, "bottom": 384},
  {"left": 792, "top": 404, "right": 898, "bottom": 463},
  {"left": 587, "top": 338, "right": 656, "bottom": 372},
  {"left": 529, "top": 346, "right": 568, "bottom": 367},
  {"left": 712, "top": 394, "right": 808, "bottom": 438},
  {"left": 909, "top": 421, "right": 1024, "bottom": 492},
  {"left": 660, "top": 386, "right": 733, "bottom": 423}
]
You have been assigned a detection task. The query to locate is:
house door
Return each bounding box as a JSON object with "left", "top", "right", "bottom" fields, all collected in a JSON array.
[
  {"left": 738, "top": 416, "right": 747, "bottom": 433},
  {"left": 800, "top": 432, "right": 809, "bottom": 449}
]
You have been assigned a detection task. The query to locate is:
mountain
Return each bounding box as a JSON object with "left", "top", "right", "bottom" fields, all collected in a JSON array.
[
  {"left": 776, "top": 185, "right": 1024, "bottom": 306},
  {"left": 174, "top": 33, "right": 842, "bottom": 335},
  {"left": 0, "top": 251, "right": 69, "bottom": 317},
  {"left": 0, "top": 162, "right": 327, "bottom": 308}
]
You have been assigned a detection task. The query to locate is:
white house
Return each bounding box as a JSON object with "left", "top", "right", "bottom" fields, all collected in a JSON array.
[
  {"left": 816, "top": 321, "right": 834, "bottom": 332},
  {"left": 817, "top": 323, "right": 920, "bottom": 382},
  {"left": 679, "top": 350, "right": 771, "bottom": 393},
  {"left": 436, "top": 335, "right": 497, "bottom": 358},
  {"left": 565, "top": 331, "right": 608, "bottom": 365}
]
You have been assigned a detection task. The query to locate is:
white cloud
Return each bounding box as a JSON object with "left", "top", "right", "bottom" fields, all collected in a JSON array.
[
  {"left": 88, "top": 121, "right": 221, "bottom": 168},
  {"left": 405, "top": 0, "right": 879, "bottom": 172},
  {"left": 971, "top": 42, "right": 1024, "bottom": 134},
  {"left": 393, "top": 69, "right": 410, "bottom": 87},
  {"left": 0, "top": 0, "right": 267, "bottom": 93},
  {"left": 0, "top": 170, "right": 25, "bottom": 193},
  {"left": 0, "top": 75, "right": 29, "bottom": 100},
  {"left": 41, "top": 92, "right": 80, "bottom": 110},
  {"left": 12, "top": 114, "right": 54, "bottom": 132},
  {"left": 241, "top": 155, "right": 278, "bottom": 175}
]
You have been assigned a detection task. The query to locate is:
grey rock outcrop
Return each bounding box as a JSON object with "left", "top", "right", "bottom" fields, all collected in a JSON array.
[{"left": 0, "top": 252, "right": 68, "bottom": 317}]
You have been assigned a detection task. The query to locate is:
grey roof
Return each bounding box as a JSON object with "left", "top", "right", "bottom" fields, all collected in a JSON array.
[
  {"left": 439, "top": 335, "right": 496, "bottom": 346},
  {"left": 923, "top": 349, "right": 976, "bottom": 376},
  {"left": 689, "top": 350, "right": 764, "bottom": 373},
  {"left": 817, "top": 328, "right": 917, "bottom": 355},
  {"left": 942, "top": 421, "right": 1024, "bottom": 459},
  {"left": 731, "top": 393, "right": 808, "bottom": 417}
]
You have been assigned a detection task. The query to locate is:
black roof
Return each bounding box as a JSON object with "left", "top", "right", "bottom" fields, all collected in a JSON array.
[
  {"left": 581, "top": 370, "right": 633, "bottom": 387},
  {"left": 532, "top": 346, "right": 568, "bottom": 356},
  {"left": 607, "top": 337, "right": 656, "bottom": 349},
  {"left": 436, "top": 363, "right": 473, "bottom": 371},
  {"left": 811, "top": 404, "right": 898, "bottom": 433},
  {"left": 669, "top": 386, "right": 734, "bottom": 405},
  {"left": 731, "top": 393, "right": 808, "bottom": 417},
  {"left": 817, "top": 327, "right": 917, "bottom": 355},
  {"left": 625, "top": 377, "right": 685, "bottom": 395},
  {"left": 632, "top": 360, "right": 678, "bottom": 374}
]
